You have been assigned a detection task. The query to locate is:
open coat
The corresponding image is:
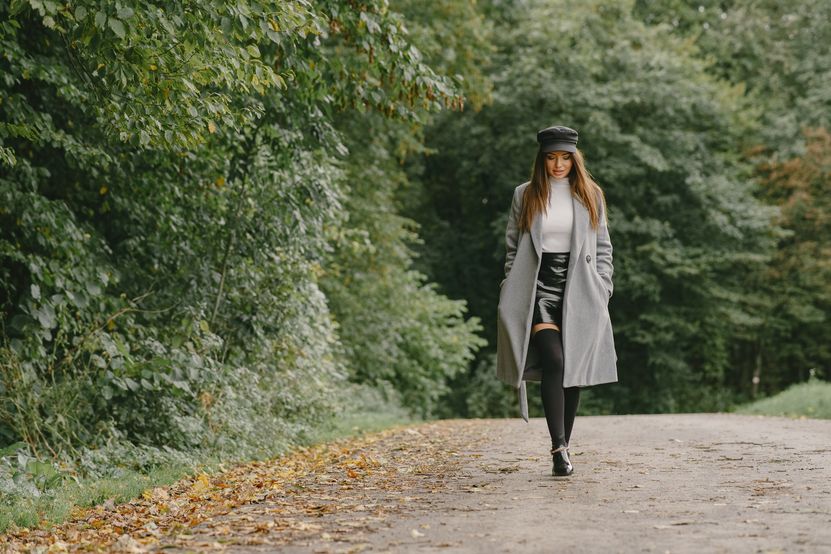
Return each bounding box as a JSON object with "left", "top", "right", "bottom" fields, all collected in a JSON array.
[{"left": 496, "top": 181, "right": 618, "bottom": 422}]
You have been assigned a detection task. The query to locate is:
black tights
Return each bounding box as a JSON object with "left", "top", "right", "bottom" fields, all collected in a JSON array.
[{"left": 533, "top": 327, "right": 580, "bottom": 448}]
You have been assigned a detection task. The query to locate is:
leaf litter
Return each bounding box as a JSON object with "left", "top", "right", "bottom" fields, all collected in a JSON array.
[{"left": 0, "top": 420, "right": 491, "bottom": 553}]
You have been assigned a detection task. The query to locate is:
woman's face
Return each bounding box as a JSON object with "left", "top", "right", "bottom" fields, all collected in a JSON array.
[{"left": 545, "top": 150, "right": 573, "bottom": 179}]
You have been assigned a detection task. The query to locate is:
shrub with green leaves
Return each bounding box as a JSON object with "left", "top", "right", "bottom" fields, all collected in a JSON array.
[{"left": 0, "top": 0, "right": 489, "bottom": 481}]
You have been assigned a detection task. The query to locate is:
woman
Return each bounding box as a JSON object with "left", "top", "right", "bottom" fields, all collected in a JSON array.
[{"left": 496, "top": 125, "right": 618, "bottom": 477}]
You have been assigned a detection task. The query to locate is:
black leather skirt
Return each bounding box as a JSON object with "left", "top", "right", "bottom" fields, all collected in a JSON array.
[{"left": 532, "top": 251, "right": 570, "bottom": 328}]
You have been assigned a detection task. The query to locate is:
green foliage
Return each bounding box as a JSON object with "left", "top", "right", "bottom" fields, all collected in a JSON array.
[
  {"left": 633, "top": 0, "right": 831, "bottom": 156},
  {"left": 630, "top": 0, "right": 831, "bottom": 400},
  {"left": 735, "top": 377, "right": 831, "bottom": 420},
  {"left": 461, "top": 357, "right": 520, "bottom": 418},
  {"left": 315, "top": 1, "right": 493, "bottom": 419},
  {"left": 320, "top": 112, "right": 487, "bottom": 419},
  {"left": 404, "top": 0, "right": 780, "bottom": 415},
  {"left": 748, "top": 128, "right": 831, "bottom": 390},
  {"left": 0, "top": 0, "right": 464, "bottom": 157},
  {"left": 0, "top": 0, "right": 489, "bottom": 500},
  {"left": 392, "top": 0, "right": 495, "bottom": 111},
  {"left": 0, "top": 442, "right": 68, "bottom": 499}
]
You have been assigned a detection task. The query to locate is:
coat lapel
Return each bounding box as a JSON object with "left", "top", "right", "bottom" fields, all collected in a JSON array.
[
  {"left": 531, "top": 211, "right": 541, "bottom": 255},
  {"left": 531, "top": 194, "right": 588, "bottom": 259}
]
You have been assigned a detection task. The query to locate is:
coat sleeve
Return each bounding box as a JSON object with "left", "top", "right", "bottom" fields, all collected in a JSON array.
[
  {"left": 501, "top": 187, "right": 522, "bottom": 288},
  {"left": 595, "top": 190, "right": 614, "bottom": 299}
]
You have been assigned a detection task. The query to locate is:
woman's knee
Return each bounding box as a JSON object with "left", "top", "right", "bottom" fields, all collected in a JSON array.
[{"left": 531, "top": 322, "right": 560, "bottom": 337}]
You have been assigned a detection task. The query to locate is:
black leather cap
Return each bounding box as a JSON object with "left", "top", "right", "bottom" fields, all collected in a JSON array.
[{"left": 537, "top": 125, "right": 578, "bottom": 153}]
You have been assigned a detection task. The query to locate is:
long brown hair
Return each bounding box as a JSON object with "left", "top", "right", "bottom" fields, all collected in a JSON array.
[{"left": 517, "top": 148, "right": 607, "bottom": 232}]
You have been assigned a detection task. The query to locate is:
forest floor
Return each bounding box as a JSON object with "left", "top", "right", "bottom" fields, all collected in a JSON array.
[{"left": 2, "top": 414, "right": 830, "bottom": 553}]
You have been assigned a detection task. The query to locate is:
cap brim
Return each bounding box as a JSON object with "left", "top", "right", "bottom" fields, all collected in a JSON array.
[{"left": 540, "top": 142, "right": 577, "bottom": 153}]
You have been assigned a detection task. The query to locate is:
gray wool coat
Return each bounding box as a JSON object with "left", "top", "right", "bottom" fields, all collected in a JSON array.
[{"left": 496, "top": 181, "right": 618, "bottom": 422}]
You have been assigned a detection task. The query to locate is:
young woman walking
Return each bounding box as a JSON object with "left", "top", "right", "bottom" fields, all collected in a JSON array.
[{"left": 496, "top": 125, "right": 618, "bottom": 477}]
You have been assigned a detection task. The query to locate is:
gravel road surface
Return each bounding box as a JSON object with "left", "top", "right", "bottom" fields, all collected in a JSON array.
[{"left": 270, "top": 414, "right": 831, "bottom": 554}]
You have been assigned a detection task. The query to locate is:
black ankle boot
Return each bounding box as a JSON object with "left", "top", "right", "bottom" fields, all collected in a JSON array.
[{"left": 551, "top": 444, "right": 573, "bottom": 476}]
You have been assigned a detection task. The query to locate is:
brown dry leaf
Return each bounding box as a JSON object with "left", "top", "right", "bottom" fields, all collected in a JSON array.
[
  {"left": 112, "top": 533, "right": 147, "bottom": 553},
  {"left": 0, "top": 420, "right": 491, "bottom": 553},
  {"left": 142, "top": 487, "right": 170, "bottom": 502}
]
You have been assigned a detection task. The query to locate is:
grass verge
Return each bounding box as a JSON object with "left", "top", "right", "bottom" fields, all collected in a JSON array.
[
  {"left": 733, "top": 379, "right": 831, "bottom": 420},
  {"left": 0, "top": 400, "right": 416, "bottom": 534}
]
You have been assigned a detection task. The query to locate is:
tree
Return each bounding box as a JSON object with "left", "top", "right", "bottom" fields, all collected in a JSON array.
[
  {"left": 632, "top": 0, "right": 831, "bottom": 396},
  {"left": 0, "top": 0, "right": 487, "bottom": 468},
  {"left": 751, "top": 128, "right": 831, "bottom": 389},
  {"left": 405, "top": 0, "right": 777, "bottom": 415}
]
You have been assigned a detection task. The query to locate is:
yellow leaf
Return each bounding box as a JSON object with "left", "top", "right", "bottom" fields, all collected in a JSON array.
[
  {"left": 207, "top": 120, "right": 216, "bottom": 133},
  {"left": 190, "top": 472, "right": 212, "bottom": 495},
  {"left": 99, "top": 185, "right": 108, "bottom": 195},
  {"left": 47, "top": 541, "right": 68, "bottom": 553}
]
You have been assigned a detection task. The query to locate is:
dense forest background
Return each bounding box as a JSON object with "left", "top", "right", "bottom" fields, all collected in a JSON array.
[{"left": 1, "top": 0, "right": 828, "bottom": 498}]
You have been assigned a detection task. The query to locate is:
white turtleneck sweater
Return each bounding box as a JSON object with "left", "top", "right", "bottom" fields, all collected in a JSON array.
[{"left": 540, "top": 176, "right": 573, "bottom": 253}]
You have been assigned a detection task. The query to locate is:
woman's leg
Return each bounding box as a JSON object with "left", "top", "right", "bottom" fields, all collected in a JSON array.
[
  {"left": 532, "top": 323, "right": 579, "bottom": 446},
  {"left": 564, "top": 387, "right": 580, "bottom": 445},
  {"left": 532, "top": 326, "right": 566, "bottom": 448}
]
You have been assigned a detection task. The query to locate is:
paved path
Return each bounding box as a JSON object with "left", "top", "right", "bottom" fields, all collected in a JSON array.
[{"left": 263, "top": 414, "right": 831, "bottom": 553}]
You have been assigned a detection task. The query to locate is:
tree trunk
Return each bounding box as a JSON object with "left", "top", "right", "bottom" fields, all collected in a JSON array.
[{"left": 751, "top": 339, "right": 762, "bottom": 398}]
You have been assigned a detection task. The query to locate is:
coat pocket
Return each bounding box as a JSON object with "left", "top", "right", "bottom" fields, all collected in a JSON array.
[{"left": 590, "top": 268, "right": 610, "bottom": 303}]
